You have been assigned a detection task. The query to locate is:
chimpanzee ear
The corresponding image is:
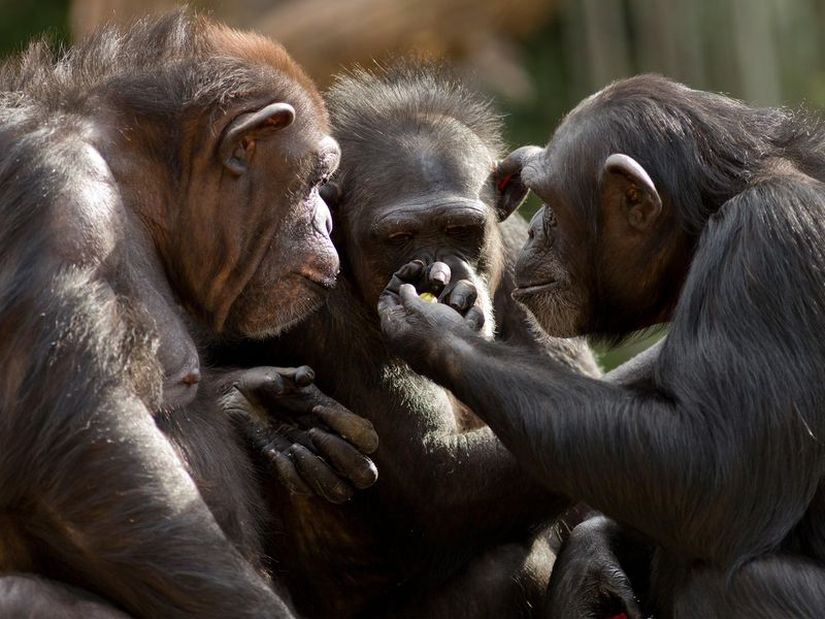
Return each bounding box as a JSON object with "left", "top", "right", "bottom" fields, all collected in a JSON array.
[
  {"left": 490, "top": 145, "right": 543, "bottom": 221},
  {"left": 220, "top": 102, "right": 296, "bottom": 176},
  {"left": 600, "top": 153, "right": 662, "bottom": 231}
]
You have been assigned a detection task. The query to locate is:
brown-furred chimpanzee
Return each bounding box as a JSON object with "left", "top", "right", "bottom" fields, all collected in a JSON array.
[
  {"left": 0, "top": 12, "right": 378, "bottom": 618},
  {"left": 224, "top": 64, "right": 603, "bottom": 618},
  {"left": 378, "top": 73, "right": 825, "bottom": 618}
]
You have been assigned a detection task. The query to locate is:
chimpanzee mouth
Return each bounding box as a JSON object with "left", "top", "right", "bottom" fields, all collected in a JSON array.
[
  {"left": 298, "top": 269, "right": 338, "bottom": 290},
  {"left": 512, "top": 281, "right": 560, "bottom": 298},
  {"left": 303, "top": 274, "right": 337, "bottom": 290}
]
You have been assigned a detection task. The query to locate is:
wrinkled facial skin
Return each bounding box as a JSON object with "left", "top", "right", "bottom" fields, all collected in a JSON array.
[
  {"left": 513, "top": 147, "right": 593, "bottom": 337},
  {"left": 175, "top": 91, "right": 341, "bottom": 339},
  {"left": 224, "top": 125, "right": 342, "bottom": 338},
  {"left": 340, "top": 131, "right": 503, "bottom": 335}
]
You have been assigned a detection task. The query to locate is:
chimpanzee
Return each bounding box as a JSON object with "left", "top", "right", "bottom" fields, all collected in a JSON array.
[
  {"left": 378, "top": 73, "right": 825, "bottom": 617},
  {"left": 226, "top": 64, "right": 603, "bottom": 618},
  {"left": 0, "top": 12, "right": 378, "bottom": 618}
]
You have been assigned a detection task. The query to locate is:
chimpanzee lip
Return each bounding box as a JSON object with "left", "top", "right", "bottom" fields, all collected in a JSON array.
[
  {"left": 512, "top": 281, "right": 559, "bottom": 297},
  {"left": 304, "top": 274, "right": 337, "bottom": 289},
  {"left": 298, "top": 269, "right": 338, "bottom": 290}
]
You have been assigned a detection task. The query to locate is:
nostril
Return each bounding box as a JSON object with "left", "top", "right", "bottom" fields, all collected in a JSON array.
[{"left": 325, "top": 212, "right": 333, "bottom": 235}]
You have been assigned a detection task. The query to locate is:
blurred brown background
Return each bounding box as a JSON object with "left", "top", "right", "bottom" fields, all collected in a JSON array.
[{"left": 3, "top": 0, "right": 825, "bottom": 366}]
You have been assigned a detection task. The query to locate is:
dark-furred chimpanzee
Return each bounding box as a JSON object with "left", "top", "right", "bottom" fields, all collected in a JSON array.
[
  {"left": 378, "top": 73, "right": 825, "bottom": 618},
  {"left": 0, "top": 13, "right": 378, "bottom": 619},
  {"left": 227, "top": 65, "right": 603, "bottom": 618}
]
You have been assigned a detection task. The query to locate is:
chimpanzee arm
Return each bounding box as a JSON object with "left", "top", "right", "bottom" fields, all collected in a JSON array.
[
  {"left": 379, "top": 181, "right": 825, "bottom": 565},
  {"left": 0, "top": 268, "right": 290, "bottom": 618},
  {"left": 542, "top": 346, "right": 663, "bottom": 617}
]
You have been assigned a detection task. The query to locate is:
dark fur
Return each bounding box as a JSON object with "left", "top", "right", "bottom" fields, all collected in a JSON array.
[
  {"left": 223, "top": 65, "right": 602, "bottom": 618},
  {"left": 379, "top": 74, "right": 825, "bottom": 617},
  {"left": 0, "top": 12, "right": 338, "bottom": 618}
]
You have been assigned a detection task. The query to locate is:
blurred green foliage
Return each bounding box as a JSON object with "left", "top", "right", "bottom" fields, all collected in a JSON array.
[{"left": 0, "top": 0, "right": 69, "bottom": 56}]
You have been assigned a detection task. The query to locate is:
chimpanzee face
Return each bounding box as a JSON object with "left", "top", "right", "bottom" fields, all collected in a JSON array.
[
  {"left": 513, "top": 143, "right": 594, "bottom": 338},
  {"left": 337, "top": 126, "right": 503, "bottom": 333},
  {"left": 167, "top": 34, "right": 342, "bottom": 338},
  {"left": 512, "top": 109, "right": 682, "bottom": 339}
]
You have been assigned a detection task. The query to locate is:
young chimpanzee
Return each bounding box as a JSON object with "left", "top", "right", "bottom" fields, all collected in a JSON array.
[
  {"left": 229, "top": 64, "right": 604, "bottom": 618},
  {"left": 378, "top": 74, "right": 825, "bottom": 617},
  {"left": 0, "top": 12, "right": 377, "bottom": 618}
]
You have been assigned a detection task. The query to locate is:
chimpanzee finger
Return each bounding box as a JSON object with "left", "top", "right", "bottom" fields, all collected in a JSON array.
[
  {"left": 268, "top": 448, "right": 314, "bottom": 496},
  {"left": 289, "top": 444, "right": 355, "bottom": 504},
  {"left": 308, "top": 428, "right": 379, "bottom": 489},
  {"left": 445, "top": 279, "right": 478, "bottom": 314},
  {"left": 464, "top": 306, "right": 486, "bottom": 332},
  {"left": 291, "top": 365, "right": 315, "bottom": 387},
  {"left": 233, "top": 367, "right": 286, "bottom": 407},
  {"left": 398, "top": 283, "right": 423, "bottom": 308},
  {"left": 312, "top": 404, "right": 379, "bottom": 454},
  {"left": 384, "top": 260, "right": 427, "bottom": 295},
  {"left": 261, "top": 366, "right": 316, "bottom": 390},
  {"left": 424, "top": 261, "right": 451, "bottom": 297}
]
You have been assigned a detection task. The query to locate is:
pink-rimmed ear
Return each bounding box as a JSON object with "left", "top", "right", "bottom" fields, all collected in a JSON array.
[
  {"left": 601, "top": 153, "right": 662, "bottom": 230},
  {"left": 220, "top": 102, "right": 295, "bottom": 176},
  {"left": 490, "top": 145, "right": 543, "bottom": 221}
]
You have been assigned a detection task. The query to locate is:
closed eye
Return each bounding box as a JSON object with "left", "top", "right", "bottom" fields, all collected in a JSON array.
[
  {"left": 386, "top": 231, "right": 414, "bottom": 245},
  {"left": 445, "top": 224, "right": 482, "bottom": 238}
]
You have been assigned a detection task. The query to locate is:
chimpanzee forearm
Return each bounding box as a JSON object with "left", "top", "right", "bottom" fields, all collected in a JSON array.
[{"left": 412, "top": 330, "right": 813, "bottom": 563}]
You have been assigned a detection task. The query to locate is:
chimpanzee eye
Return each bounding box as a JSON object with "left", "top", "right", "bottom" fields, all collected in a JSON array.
[
  {"left": 445, "top": 224, "right": 482, "bottom": 239},
  {"left": 386, "top": 231, "right": 414, "bottom": 245}
]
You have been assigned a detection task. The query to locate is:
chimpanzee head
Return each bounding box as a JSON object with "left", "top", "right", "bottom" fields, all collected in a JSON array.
[
  {"left": 512, "top": 74, "right": 761, "bottom": 340},
  {"left": 322, "top": 64, "right": 529, "bottom": 332},
  {"left": 92, "top": 14, "right": 340, "bottom": 338}
]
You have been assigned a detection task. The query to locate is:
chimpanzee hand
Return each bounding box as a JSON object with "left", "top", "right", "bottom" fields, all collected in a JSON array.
[
  {"left": 413, "top": 261, "right": 485, "bottom": 330},
  {"left": 378, "top": 260, "right": 485, "bottom": 370},
  {"left": 223, "top": 366, "right": 379, "bottom": 504}
]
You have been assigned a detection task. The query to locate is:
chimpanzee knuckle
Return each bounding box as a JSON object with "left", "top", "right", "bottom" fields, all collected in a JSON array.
[
  {"left": 291, "top": 445, "right": 354, "bottom": 503},
  {"left": 465, "top": 308, "right": 486, "bottom": 332},
  {"left": 293, "top": 365, "right": 316, "bottom": 387},
  {"left": 251, "top": 370, "right": 286, "bottom": 397},
  {"left": 222, "top": 389, "right": 253, "bottom": 416},
  {"left": 396, "top": 260, "right": 425, "bottom": 282},
  {"left": 461, "top": 281, "right": 478, "bottom": 305},
  {"left": 426, "top": 262, "right": 452, "bottom": 289},
  {"left": 272, "top": 451, "right": 313, "bottom": 496},
  {"left": 309, "top": 428, "right": 379, "bottom": 488},
  {"left": 312, "top": 405, "right": 379, "bottom": 454},
  {"left": 349, "top": 456, "right": 379, "bottom": 489}
]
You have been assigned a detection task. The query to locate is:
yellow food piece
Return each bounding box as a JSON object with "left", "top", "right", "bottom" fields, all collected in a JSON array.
[{"left": 419, "top": 292, "right": 437, "bottom": 303}]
